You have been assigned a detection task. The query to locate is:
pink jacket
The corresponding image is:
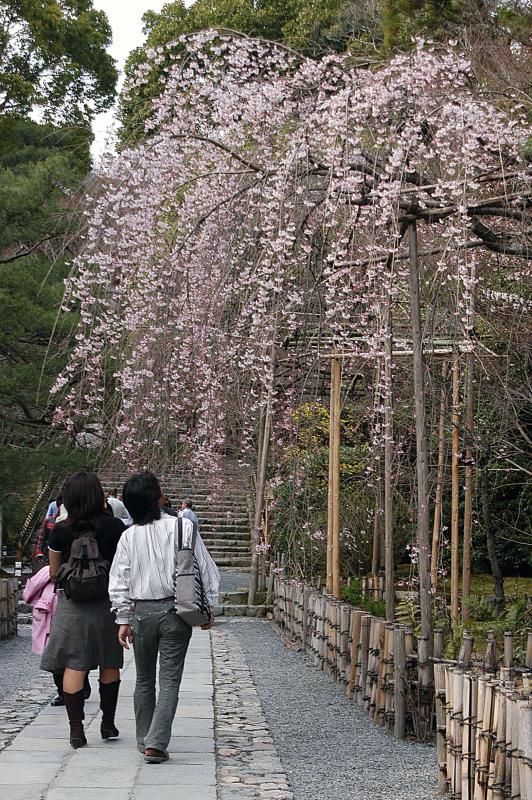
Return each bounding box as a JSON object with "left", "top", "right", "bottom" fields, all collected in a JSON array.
[{"left": 22, "top": 566, "right": 58, "bottom": 655}]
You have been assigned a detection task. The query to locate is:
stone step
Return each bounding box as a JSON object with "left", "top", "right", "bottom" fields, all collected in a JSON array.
[
  {"left": 195, "top": 513, "right": 249, "bottom": 522},
  {"left": 219, "top": 590, "right": 249, "bottom": 605},
  {"left": 199, "top": 523, "right": 250, "bottom": 531},
  {"left": 214, "top": 556, "right": 250, "bottom": 567},
  {"left": 210, "top": 553, "right": 250, "bottom": 563},
  {"left": 100, "top": 478, "right": 248, "bottom": 494},
  {"left": 214, "top": 604, "right": 264, "bottom": 617},
  {"left": 202, "top": 540, "right": 250, "bottom": 550},
  {"left": 200, "top": 523, "right": 250, "bottom": 532},
  {"left": 205, "top": 542, "right": 250, "bottom": 552}
]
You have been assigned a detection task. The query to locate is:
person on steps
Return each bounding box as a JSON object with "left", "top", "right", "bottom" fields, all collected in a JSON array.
[
  {"left": 109, "top": 471, "right": 219, "bottom": 764},
  {"left": 41, "top": 471, "right": 125, "bottom": 748},
  {"left": 179, "top": 499, "right": 199, "bottom": 527}
]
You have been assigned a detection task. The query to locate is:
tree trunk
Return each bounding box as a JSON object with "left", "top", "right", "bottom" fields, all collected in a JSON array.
[
  {"left": 450, "top": 351, "right": 461, "bottom": 623},
  {"left": 480, "top": 461, "right": 505, "bottom": 611},
  {"left": 407, "top": 221, "right": 432, "bottom": 647},
  {"left": 431, "top": 360, "right": 447, "bottom": 590}
]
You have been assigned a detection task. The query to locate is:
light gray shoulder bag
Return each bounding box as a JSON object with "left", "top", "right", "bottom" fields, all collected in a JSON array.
[{"left": 174, "top": 517, "right": 211, "bottom": 627}]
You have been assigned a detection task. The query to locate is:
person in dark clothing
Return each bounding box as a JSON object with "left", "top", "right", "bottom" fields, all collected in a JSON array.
[
  {"left": 41, "top": 471, "right": 125, "bottom": 749},
  {"left": 162, "top": 494, "right": 178, "bottom": 517}
]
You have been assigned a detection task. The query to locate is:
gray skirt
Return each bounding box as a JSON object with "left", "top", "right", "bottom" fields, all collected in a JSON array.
[{"left": 41, "top": 591, "right": 124, "bottom": 672}]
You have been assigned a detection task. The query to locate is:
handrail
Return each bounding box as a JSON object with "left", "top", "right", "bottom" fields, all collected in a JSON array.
[{"left": 18, "top": 475, "right": 59, "bottom": 557}]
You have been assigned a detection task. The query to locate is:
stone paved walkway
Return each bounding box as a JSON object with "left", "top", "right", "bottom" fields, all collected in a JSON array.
[{"left": 0, "top": 631, "right": 216, "bottom": 800}]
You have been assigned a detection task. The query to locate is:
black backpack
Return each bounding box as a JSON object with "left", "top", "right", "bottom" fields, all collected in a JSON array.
[{"left": 55, "top": 523, "right": 110, "bottom": 601}]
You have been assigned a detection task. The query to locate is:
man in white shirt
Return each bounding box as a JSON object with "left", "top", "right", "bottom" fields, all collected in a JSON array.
[{"left": 109, "top": 471, "right": 219, "bottom": 764}]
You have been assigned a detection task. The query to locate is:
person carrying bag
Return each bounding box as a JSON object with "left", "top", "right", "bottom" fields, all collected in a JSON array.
[{"left": 109, "top": 471, "right": 219, "bottom": 764}]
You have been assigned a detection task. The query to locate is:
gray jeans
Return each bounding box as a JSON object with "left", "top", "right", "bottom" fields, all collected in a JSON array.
[{"left": 131, "top": 599, "right": 192, "bottom": 751}]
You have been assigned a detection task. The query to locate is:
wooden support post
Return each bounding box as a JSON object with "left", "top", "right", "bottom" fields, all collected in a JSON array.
[
  {"left": 249, "top": 395, "right": 272, "bottom": 605},
  {"left": 327, "top": 356, "right": 341, "bottom": 598},
  {"left": 462, "top": 350, "right": 475, "bottom": 620},
  {"left": 431, "top": 361, "right": 447, "bottom": 589},
  {"left": 384, "top": 293, "right": 395, "bottom": 621},
  {"left": 394, "top": 626, "right": 407, "bottom": 739},
  {"left": 451, "top": 351, "right": 461, "bottom": 624},
  {"left": 407, "top": 221, "right": 432, "bottom": 648}
]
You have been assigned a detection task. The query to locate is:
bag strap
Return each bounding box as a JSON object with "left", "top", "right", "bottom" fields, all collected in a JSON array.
[{"left": 177, "top": 516, "right": 183, "bottom": 550}]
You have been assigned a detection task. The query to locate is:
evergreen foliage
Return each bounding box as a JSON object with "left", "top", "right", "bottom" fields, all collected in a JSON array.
[
  {"left": 0, "top": 0, "right": 118, "bottom": 122},
  {"left": 0, "top": 116, "right": 96, "bottom": 549}
]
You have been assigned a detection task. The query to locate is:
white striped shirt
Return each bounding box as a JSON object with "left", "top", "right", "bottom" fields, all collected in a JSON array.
[{"left": 108, "top": 513, "right": 220, "bottom": 624}]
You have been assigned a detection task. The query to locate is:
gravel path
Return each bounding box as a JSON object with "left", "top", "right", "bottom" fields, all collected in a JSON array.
[
  {"left": 227, "top": 617, "right": 438, "bottom": 800},
  {"left": 0, "top": 626, "right": 45, "bottom": 702}
]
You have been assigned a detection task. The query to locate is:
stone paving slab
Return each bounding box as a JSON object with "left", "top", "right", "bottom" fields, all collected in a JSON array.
[{"left": 131, "top": 787, "right": 217, "bottom": 800}]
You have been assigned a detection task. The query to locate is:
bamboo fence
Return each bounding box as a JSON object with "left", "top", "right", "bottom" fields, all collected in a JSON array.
[
  {"left": 272, "top": 576, "right": 532, "bottom": 799},
  {"left": 0, "top": 578, "right": 18, "bottom": 638}
]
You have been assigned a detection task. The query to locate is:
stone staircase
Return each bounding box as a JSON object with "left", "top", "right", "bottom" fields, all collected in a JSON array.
[{"left": 99, "top": 467, "right": 252, "bottom": 571}]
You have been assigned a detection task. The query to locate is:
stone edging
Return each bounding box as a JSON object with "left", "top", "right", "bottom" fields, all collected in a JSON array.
[
  {"left": 211, "top": 623, "right": 294, "bottom": 800},
  {"left": 0, "top": 672, "right": 55, "bottom": 752}
]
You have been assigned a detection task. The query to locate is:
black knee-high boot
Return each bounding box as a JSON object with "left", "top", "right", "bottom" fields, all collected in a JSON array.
[
  {"left": 99, "top": 680, "right": 120, "bottom": 739},
  {"left": 51, "top": 672, "right": 65, "bottom": 706},
  {"left": 63, "top": 689, "right": 87, "bottom": 749}
]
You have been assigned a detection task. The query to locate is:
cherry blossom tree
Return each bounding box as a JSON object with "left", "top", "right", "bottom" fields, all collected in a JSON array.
[{"left": 52, "top": 31, "right": 531, "bottom": 632}]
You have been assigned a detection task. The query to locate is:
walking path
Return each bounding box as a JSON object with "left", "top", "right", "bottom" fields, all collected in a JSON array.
[
  {"left": 0, "top": 632, "right": 216, "bottom": 800},
  {"left": 0, "top": 615, "right": 437, "bottom": 800}
]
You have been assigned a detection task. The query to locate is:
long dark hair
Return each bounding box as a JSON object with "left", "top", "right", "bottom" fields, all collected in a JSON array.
[
  {"left": 63, "top": 471, "right": 106, "bottom": 533},
  {"left": 123, "top": 471, "right": 162, "bottom": 525}
]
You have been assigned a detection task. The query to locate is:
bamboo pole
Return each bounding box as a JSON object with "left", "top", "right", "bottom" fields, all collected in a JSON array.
[
  {"left": 434, "top": 663, "right": 448, "bottom": 794},
  {"left": 407, "top": 221, "right": 433, "bottom": 647},
  {"left": 518, "top": 701, "right": 531, "bottom": 800},
  {"left": 526, "top": 631, "right": 532, "bottom": 670},
  {"left": 384, "top": 289, "right": 395, "bottom": 621},
  {"left": 432, "top": 360, "right": 448, "bottom": 589},
  {"left": 493, "top": 688, "right": 507, "bottom": 800},
  {"left": 372, "top": 358, "right": 383, "bottom": 577},
  {"left": 372, "top": 480, "right": 382, "bottom": 578},
  {"left": 332, "top": 359, "right": 341, "bottom": 599},
  {"left": 462, "top": 349, "right": 475, "bottom": 620},
  {"left": 327, "top": 357, "right": 341, "bottom": 597},
  {"left": 451, "top": 351, "right": 461, "bottom": 623},
  {"left": 358, "top": 614, "right": 371, "bottom": 707}
]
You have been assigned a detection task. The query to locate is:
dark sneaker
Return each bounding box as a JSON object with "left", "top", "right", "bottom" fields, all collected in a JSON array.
[
  {"left": 144, "top": 748, "right": 169, "bottom": 763},
  {"left": 137, "top": 742, "right": 145, "bottom": 754}
]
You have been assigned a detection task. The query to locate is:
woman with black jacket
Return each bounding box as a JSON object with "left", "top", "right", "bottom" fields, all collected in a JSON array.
[{"left": 41, "top": 471, "right": 125, "bottom": 748}]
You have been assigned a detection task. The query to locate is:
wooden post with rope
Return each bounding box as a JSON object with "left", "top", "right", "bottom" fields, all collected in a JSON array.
[{"left": 327, "top": 356, "right": 341, "bottom": 598}]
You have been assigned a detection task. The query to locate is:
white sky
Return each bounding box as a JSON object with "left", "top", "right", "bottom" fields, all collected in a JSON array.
[{"left": 91, "top": 0, "right": 183, "bottom": 158}]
